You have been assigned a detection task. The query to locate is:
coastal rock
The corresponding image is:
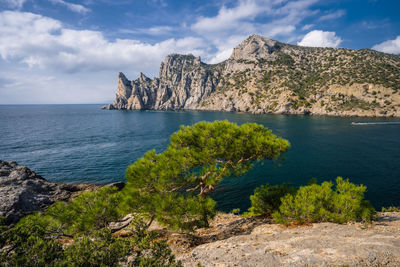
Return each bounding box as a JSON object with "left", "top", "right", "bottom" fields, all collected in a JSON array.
[
  {"left": 106, "top": 34, "right": 400, "bottom": 117},
  {"left": 177, "top": 212, "right": 400, "bottom": 267},
  {"left": 108, "top": 54, "right": 220, "bottom": 111},
  {"left": 0, "top": 160, "right": 99, "bottom": 224}
]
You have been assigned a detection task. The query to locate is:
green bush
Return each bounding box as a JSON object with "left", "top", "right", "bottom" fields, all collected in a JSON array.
[
  {"left": 244, "top": 183, "right": 296, "bottom": 217},
  {"left": 273, "top": 177, "right": 375, "bottom": 224},
  {"left": 381, "top": 206, "right": 400, "bottom": 212}
]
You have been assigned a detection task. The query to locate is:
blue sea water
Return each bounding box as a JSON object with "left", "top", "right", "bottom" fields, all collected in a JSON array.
[{"left": 1, "top": 104, "right": 399, "bottom": 211}]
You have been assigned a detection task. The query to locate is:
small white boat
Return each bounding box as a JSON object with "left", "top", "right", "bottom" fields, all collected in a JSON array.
[{"left": 351, "top": 122, "right": 400, "bottom": 125}]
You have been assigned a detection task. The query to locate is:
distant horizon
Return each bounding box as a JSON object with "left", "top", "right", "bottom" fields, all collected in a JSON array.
[{"left": 1, "top": 0, "right": 399, "bottom": 104}]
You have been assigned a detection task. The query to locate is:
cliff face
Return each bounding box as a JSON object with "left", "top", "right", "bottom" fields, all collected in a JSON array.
[
  {"left": 105, "top": 34, "right": 400, "bottom": 117},
  {"left": 107, "top": 55, "right": 222, "bottom": 111}
]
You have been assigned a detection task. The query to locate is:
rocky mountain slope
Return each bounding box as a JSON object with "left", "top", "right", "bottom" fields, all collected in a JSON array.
[{"left": 105, "top": 34, "right": 400, "bottom": 117}]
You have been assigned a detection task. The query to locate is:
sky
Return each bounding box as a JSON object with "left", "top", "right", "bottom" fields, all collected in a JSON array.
[{"left": 0, "top": 0, "right": 399, "bottom": 104}]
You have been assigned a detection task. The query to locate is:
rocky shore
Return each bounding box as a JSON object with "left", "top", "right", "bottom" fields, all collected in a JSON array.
[{"left": 0, "top": 160, "right": 102, "bottom": 224}]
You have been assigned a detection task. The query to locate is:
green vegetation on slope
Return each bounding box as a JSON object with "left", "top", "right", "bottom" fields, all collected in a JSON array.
[
  {"left": 215, "top": 42, "right": 400, "bottom": 113},
  {"left": 0, "top": 187, "right": 181, "bottom": 266}
]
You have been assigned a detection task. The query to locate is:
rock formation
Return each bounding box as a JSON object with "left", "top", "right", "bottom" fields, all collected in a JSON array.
[
  {"left": 0, "top": 160, "right": 99, "bottom": 224},
  {"left": 105, "top": 34, "right": 400, "bottom": 117}
]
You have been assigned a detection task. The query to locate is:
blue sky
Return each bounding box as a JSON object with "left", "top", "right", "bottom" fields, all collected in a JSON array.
[{"left": 0, "top": 0, "right": 399, "bottom": 104}]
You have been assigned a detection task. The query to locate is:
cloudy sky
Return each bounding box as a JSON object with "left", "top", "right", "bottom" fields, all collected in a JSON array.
[{"left": 0, "top": 0, "right": 399, "bottom": 104}]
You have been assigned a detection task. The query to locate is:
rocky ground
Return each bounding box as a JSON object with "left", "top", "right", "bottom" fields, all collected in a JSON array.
[
  {"left": 175, "top": 212, "right": 400, "bottom": 267},
  {"left": 0, "top": 160, "right": 101, "bottom": 224}
]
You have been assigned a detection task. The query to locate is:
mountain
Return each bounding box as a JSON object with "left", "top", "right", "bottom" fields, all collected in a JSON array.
[{"left": 104, "top": 34, "right": 400, "bottom": 117}]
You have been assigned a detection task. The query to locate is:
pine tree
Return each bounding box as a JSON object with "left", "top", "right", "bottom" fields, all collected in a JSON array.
[{"left": 122, "top": 120, "right": 290, "bottom": 231}]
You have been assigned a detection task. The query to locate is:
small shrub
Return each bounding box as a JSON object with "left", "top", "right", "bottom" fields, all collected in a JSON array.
[
  {"left": 244, "top": 183, "right": 296, "bottom": 217},
  {"left": 381, "top": 206, "right": 400, "bottom": 212},
  {"left": 231, "top": 208, "right": 241, "bottom": 215},
  {"left": 273, "top": 177, "right": 375, "bottom": 224}
]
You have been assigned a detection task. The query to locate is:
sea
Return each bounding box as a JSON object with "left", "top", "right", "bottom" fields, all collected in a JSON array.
[{"left": 1, "top": 104, "right": 399, "bottom": 212}]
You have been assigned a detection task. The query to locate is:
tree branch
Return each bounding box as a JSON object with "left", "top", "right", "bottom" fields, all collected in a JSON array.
[{"left": 108, "top": 215, "right": 135, "bottom": 233}]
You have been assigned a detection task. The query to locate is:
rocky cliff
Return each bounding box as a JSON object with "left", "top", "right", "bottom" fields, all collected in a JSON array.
[{"left": 105, "top": 34, "right": 400, "bottom": 117}]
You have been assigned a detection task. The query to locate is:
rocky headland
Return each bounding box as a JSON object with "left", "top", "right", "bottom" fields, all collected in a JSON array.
[
  {"left": 0, "top": 160, "right": 101, "bottom": 224},
  {"left": 104, "top": 34, "right": 400, "bottom": 117}
]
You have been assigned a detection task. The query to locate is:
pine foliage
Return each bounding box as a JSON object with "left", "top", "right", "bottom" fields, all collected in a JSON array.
[
  {"left": 272, "top": 177, "right": 375, "bottom": 224},
  {"left": 122, "top": 120, "right": 290, "bottom": 231},
  {"left": 244, "top": 183, "right": 296, "bottom": 217}
]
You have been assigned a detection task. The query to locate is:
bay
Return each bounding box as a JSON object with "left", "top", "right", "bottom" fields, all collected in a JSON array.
[{"left": 1, "top": 104, "right": 399, "bottom": 212}]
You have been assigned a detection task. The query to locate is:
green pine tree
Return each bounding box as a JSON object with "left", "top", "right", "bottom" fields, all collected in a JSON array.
[{"left": 122, "top": 120, "right": 290, "bottom": 231}]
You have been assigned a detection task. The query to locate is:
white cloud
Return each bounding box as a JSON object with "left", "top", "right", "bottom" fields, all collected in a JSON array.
[
  {"left": 0, "top": 0, "right": 27, "bottom": 8},
  {"left": 372, "top": 36, "right": 400, "bottom": 54},
  {"left": 49, "top": 0, "right": 90, "bottom": 14},
  {"left": 302, "top": 24, "right": 314, "bottom": 31},
  {"left": 191, "top": 0, "right": 320, "bottom": 63},
  {"left": 191, "top": 0, "right": 263, "bottom": 35},
  {"left": 318, "top": 10, "right": 345, "bottom": 21},
  {"left": 0, "top": 10, "right": 211, "bottom": 104},
  {"left": 297, "top": 30, "right": 342, "bottom": 48},
  {"left": 119, "top": 26, "right": 174, "bottom": 36},
  {"left": 0, "top": 11, "right": 207, "bottom": 75},
  {"left": 264, "top": 24, "right": 296, "bottom": 37},
  {"left": 208, "top": 34, "right": 248, "bottom": 63}
]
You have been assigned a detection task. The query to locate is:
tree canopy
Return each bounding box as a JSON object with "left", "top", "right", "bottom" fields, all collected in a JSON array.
[{"left": 122, "top": 120, "right": 290, "bottom": 230}]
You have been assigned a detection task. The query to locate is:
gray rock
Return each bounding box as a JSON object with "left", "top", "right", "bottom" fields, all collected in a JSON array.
[
  {"left": 0, "top": 160, "right": 97, "bottom": 224},
  {"left": 106, "top": 55, "right": 220, "bottom": 111},
  {"left": 177, "top": 212, "right": 400, "bottom": 267}
]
